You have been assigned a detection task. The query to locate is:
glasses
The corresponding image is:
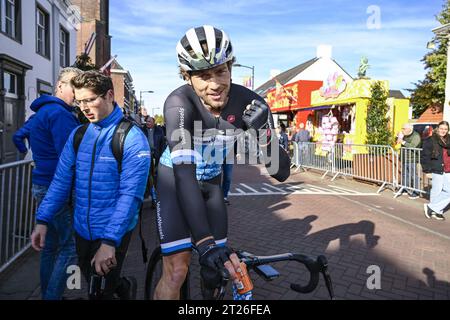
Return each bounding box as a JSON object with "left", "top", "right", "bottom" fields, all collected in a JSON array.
[{"left": 74, "top": 93, "right": 106, "bottom": 108}]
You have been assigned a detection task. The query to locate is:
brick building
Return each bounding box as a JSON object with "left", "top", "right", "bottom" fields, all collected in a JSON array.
[
  {"left": 71, "top": 0, "right": 111, "bottom": 68},
  {"left": 110, "top": 60, "right": 138, "bottom": 116}
]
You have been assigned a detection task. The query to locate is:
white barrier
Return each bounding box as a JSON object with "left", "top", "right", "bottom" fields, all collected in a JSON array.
[
  {"left": 0, "top": 160, "right": 36, "bottom": 273},
  {"left": 292, "top": 142, "right": 426, "bottom": 196}
]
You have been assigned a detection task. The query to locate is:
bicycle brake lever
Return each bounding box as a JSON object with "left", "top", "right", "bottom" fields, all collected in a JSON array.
[
  {"left": 215, "top": 268, "right": 230, "bottom": 300},
  {"left": 317, "top": 255, "right": 334, "bottom": 300}
]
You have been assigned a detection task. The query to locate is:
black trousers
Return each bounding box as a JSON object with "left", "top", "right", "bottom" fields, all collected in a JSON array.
[{"left": 75, "top": 231, "right": 132, "bottom": 300}]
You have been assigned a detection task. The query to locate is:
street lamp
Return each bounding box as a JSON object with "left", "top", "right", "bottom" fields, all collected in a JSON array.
[
  {"left": 140, "top": 90, "right": 154, "bottom": 109},
  {"left": 234, "top": 63, "right": 255, "bottom": 91},
  {"left": 431, "top": 23, "right": 450, "bottom": 122}
]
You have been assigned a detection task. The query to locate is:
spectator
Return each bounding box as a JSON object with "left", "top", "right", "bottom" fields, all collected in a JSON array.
[
  {"left": 31, "top": 71, "right": 151, "bottom": 299},
  {"left": 293, "top": 123, "right": 311, "bottom": 143},
  {"left": 421, "top": 125, "right": 434, "bottom": 140},
  {"left": 13, "top": 114, "right": 35, "bottom": 154},
  {"left": 28, "top": 67, "right": 82, "bottom": 300},
  {"left": 143, "top": 116, "right": 166, "bottom": 166},
  {"left": 279, "top": 123, "right": 289, "bottom": 151},
  {"left": 421, "top": 121, "right": 450, "bottom": 221},
  {"left": 293, "top": 123, "right": 311, "bottom": 166},
  {"left": 142, "top": 116, "right": 166, "bottom": 208},
  {"left": 397, "top": 123, "right": 422, "bottom": 199}
]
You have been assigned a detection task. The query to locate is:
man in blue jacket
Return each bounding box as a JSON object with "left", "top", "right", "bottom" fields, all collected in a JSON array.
[
  {"left": 31, "top": 71, "right": 151, "bottom": 300},
  {"left": 28, "top": 67, "right": 82, "bottom": 300},
  {"left": 13, "top": 114, "right": 35, "bottom": 155}
]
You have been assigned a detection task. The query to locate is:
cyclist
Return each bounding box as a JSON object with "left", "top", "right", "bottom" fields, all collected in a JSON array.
[{"left": 154, "top": 25, "right": 291, "bottom": 299}]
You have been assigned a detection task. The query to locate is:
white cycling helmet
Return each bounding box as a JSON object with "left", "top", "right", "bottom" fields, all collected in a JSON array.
[{"left": 176, "top": 25, "right": 234, "bottom": 72}]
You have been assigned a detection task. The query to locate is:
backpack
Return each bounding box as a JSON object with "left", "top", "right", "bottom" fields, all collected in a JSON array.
[{"left": 72, "top": 118, "right": 149, "bottom": 263}]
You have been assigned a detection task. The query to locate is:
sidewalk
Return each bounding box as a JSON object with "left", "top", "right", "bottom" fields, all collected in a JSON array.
[{"left": 1, "top": 165, "right": 449, "bottom": 300}]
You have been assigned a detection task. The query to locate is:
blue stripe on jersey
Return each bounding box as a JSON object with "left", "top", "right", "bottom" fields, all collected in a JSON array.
[{"left": 159, "top": 131, "right": 235, "bottom": 181}]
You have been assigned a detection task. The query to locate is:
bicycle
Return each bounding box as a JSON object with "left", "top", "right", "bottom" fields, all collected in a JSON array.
[{"left": 144, "top": 245, "right": 334, "bottom": 300}]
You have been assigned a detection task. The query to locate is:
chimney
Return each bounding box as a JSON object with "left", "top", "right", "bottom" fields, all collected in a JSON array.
[{"left": 316, "top": 45, "right": 332, "bottom": 59}]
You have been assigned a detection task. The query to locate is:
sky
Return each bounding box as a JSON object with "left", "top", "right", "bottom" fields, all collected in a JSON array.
[{"left": 109, "top": 0, "right": 445, "bottom": 115}]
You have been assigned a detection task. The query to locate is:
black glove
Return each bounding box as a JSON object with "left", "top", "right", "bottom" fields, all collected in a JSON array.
[
  {"left": 197, "top": 239, "right": 232, "bottom": 290},
  {"left": 242, "top": 100, "right": 273, "bottom": 146},
  {"left": 197, "top": 239, "right": 233, "bottom": 270}
]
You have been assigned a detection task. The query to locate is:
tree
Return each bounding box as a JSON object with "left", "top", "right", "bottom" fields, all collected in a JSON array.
[
  {"left": 72, "top": 53, "right": 98, "bottom": 71},
  {"left": 366, "top": 81, "right": 394, "bottom": 146},
  {"left": 408, "top": 0, "right": 450, "bottom": 118},
  {"left": 70, "top": 54, "right": 99, "bottom": 124},
  {"left": 154, "top": 114, "right": 164, "bottom": 125}
]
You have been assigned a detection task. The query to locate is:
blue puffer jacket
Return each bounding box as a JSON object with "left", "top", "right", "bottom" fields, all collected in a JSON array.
[
  {"left": 29, "top": 95, "right": 80, "bottom": 187},
  {"left": 36, "top": 105, "right": 151, "bottom": 246}
]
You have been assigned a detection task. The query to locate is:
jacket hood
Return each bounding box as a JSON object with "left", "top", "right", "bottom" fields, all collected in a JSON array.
[{"left": 30, "top": 94, "right": 74, "bottom": 113}]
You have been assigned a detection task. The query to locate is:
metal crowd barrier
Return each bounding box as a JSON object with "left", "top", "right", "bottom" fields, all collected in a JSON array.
[
  {"left": 290, "top": 141, "right": 300, "bottom": 170},
  {"left": 393, "top": 147, "right": 425, "bottom": 198},
  {"left": 0, "top": 160, "right": 36, "bottom": 274},
  {"left": 291, "top": 142, "right": 426, "bottom": 196},
  {"left": 293, "top": 142, "right": 335, "bottom": 179}
]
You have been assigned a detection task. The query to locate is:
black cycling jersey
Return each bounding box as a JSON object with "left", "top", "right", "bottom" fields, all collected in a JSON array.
[{"left": 157, "top": 83, "right": 290, "bottom": 254}]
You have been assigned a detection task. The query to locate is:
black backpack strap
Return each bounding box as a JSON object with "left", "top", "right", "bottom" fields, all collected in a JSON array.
[
  {"left": 111, "top": 118, "right": 148, "bottom": 263},
  {"left": 111, "top": 118, "right": 134, "bottom": 173},
  {"left": 73, "top": 124, "right": 89, "bottom": 155},
  {"left": 70, "top": 124, "right": 89, "bottom": 209}
]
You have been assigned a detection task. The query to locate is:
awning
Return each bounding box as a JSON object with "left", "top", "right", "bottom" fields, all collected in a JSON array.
[{"left": 296, "top": 105, "right": 334, "bottom": 112}]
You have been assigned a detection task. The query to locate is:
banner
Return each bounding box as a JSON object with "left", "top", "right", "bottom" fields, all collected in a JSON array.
[{"left": 243, "top": 76, "right": 253, "bottom": 89}]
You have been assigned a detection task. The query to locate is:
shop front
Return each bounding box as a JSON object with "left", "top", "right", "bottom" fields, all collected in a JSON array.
[{"left": 308, "top": 79, "right": 410, "bottom": 159}]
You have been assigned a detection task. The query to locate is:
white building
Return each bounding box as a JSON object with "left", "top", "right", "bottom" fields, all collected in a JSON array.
[{"left": 0, "top": 0, "right": 80, "bottom": 164}]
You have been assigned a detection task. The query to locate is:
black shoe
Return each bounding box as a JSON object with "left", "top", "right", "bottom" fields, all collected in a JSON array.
[
  {"left": 151, "top": 200, "right": 157, "bottom": 209},
  {"left": 116, "top": 276, "right": 137, "bottom": 300},
  {"left": 224, "top": 197, "right": 230, "bottom": 205},
  {"left": 424, "top": 204, "right": 436, "bottom": 219},
  {"left": 433, "top": 213, "right": 446, "bottom": 221}
]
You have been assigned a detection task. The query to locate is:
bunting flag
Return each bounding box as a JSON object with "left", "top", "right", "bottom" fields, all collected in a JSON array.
[
  {"left": 274, "top": 78, "right": 298, "bottom": 104},
  {"left": 274, "top": 78, "right": 284, "bottom": 101},
  {"left": 100, "top": 55, "right": 118, "bottom": 75},
  {"left": 84, "top": 32, "right": 97, "bottom": 55}
]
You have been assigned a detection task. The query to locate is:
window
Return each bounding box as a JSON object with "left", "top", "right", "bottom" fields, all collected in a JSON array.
[
  {"left": 36, "top": 6, "right": 50, "bottom": 58},
  {"left": 4, "top": 71, "right": 18, "bottom": 98},
  {"left": 37, "top": 79, "right": 52, "bottom": 96},
  {"left": 59, "top": 27, "right": 69, "bottom": 67},
  {"left": 1, "top": 0, "right": 21, "bottom": 41}
]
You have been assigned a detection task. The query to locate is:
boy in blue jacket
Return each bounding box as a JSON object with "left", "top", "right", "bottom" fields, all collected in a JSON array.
[
  {"left": 31, "top": 71, "right": 151, "bottom": 300},
  {"left": 28, "top": 67, "right": 82, "bottom": 300}
]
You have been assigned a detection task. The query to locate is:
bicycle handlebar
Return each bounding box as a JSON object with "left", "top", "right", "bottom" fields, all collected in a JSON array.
[{"left": 237, "top": 251, "right": 334, "bottom": 300}]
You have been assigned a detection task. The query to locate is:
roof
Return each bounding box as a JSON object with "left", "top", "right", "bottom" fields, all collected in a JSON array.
[
  {"left": 416, "top": 105, "right": 443, "bottom": 124},
  {"left": 111, "top": 60, "right": 124, "bottom": 70},
  {"left": 255, "top": 58, "right": 318, "bottom": 96},
  {"left": 389, "top": 90, "right": 406, "bottom": 99}
]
